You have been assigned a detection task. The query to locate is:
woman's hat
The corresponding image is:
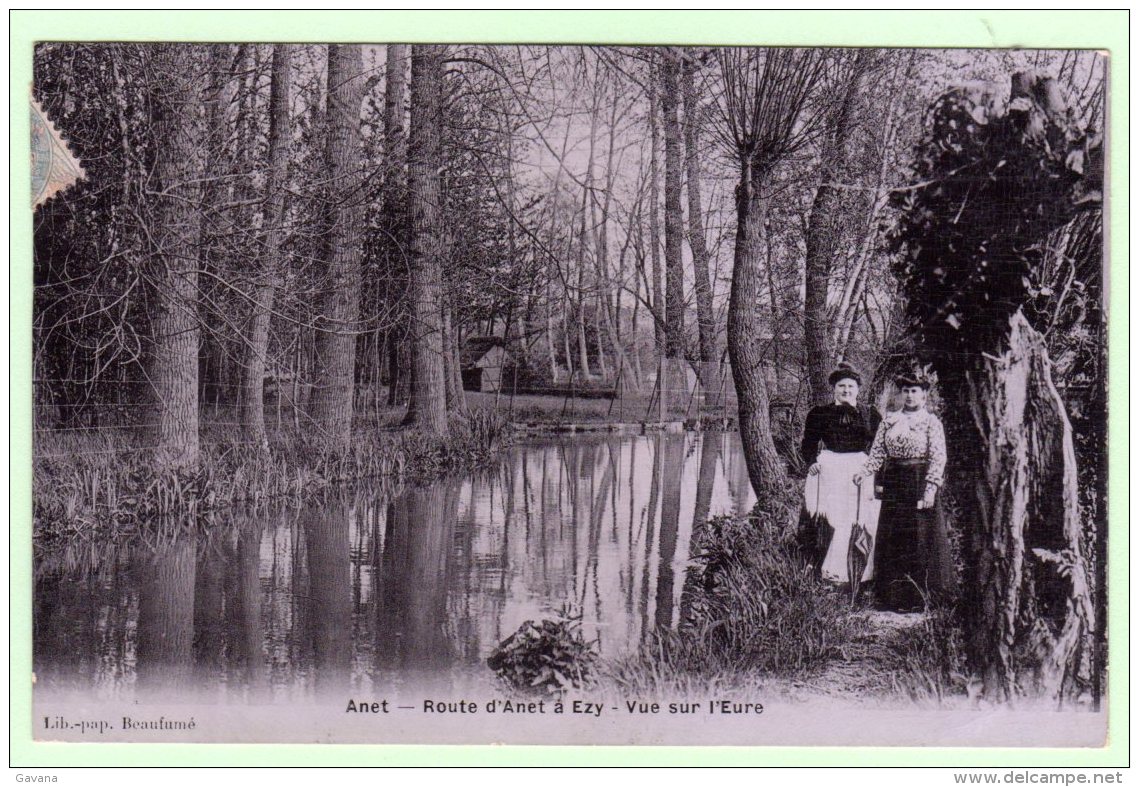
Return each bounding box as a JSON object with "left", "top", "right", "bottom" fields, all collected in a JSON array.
[
  {"left": 828, "top": 362, "right": 861, "bottom": 387},
  {"left": 894, "top": 367, "right": 932, "bottom": 389}
]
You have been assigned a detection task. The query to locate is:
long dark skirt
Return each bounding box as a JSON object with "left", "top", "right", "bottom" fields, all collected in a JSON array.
[{"left": 872, "top": 461, "right": 954, "bottom": 612}]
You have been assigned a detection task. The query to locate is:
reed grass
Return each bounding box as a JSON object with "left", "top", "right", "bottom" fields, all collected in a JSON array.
[{"left": 33, "top": 409, "right": 511, "bottom": 543}]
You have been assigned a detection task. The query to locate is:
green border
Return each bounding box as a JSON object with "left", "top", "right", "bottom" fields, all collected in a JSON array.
[{"left": 10, "top": 9, "right": 1129, "bottom": 768}]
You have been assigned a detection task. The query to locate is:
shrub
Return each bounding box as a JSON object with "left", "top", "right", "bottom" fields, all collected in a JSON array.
[
  {"left": 610, "top": 505, "right": 859, "bottom": 694},
  {"left": 487, "top": 609, "right": 599, "bottom": 695},
  {"left": 681, "top": 509, "right": 859, "bottom": 674}
]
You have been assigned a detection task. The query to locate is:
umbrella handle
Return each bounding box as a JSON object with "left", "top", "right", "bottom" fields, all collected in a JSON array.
[
  {"left": 815, "top": 465, "right": 822, "bottom": 512},
  {"left": 855, "top": 482, "right": 861, "bottom": 522}
]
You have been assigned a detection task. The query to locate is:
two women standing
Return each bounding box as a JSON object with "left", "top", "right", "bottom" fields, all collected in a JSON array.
[{"left": 801, "top": 364, "right": 955, "bottom": 612}]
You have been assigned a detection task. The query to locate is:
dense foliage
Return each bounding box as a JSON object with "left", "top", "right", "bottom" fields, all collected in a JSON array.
[{"left": 889, "top": 75, "right": 1102, "bottom": 375}]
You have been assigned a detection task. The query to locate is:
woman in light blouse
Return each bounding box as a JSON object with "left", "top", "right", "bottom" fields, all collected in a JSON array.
[{"left": 853, "top": 370, "right": 954, "bottom": 612}]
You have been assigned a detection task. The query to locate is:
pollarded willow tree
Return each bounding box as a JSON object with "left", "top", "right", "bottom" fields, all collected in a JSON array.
[
  {"left": 891, "top": 71, "right": 1103, "bottom": 702},
  {"left": 714, "top": 47, "right": 829, "bottom": 502}
]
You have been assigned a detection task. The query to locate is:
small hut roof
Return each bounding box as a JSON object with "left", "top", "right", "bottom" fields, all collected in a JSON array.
[{"left": 461, "top": 336, "right": 506, "bottom": 368}]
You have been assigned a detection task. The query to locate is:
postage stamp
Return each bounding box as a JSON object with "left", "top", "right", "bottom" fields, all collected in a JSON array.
[{"left": 30, "top": 96, "right": 85, "bottom": 207}]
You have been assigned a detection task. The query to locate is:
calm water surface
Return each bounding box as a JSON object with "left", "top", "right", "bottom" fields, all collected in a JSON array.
[{"left": 33, "top": 432, "right": 755, "bottom": 703}]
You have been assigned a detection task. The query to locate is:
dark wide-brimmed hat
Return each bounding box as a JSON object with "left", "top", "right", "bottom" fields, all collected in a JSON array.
[
  {"left": 828, "top": 362, "right": 862, "bottom": 387},
  {"left": 894, "top": 369, "right": 932, "bottom": 389}
]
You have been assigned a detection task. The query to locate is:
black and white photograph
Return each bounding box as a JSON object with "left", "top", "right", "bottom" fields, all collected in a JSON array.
[{"left": 29, "top": 38, "right": 1108, "bottom": 747}]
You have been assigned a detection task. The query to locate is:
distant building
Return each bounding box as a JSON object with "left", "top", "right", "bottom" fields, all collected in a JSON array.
[{"left": 461, "top": 336, "right": 509, "bottom": 392}]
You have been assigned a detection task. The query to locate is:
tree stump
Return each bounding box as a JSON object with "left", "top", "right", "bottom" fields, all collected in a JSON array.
[{"left": 966, "top": 311, "right": 1094, "bottom": 702}]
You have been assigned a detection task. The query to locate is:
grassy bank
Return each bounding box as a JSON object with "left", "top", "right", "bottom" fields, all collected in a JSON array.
[
  {"left": 32, "top": 408, "right": 511, "bottom": 543},
  {"left": 606, "top": 502, "right": 861, "bottom": 694},
  {"left": 611, "top": 504, "right": 968, "bottom": 704}
]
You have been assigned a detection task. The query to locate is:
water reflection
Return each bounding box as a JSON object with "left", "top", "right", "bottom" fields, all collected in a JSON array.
[{"left": 34, "top": 432, "right": 755, "bottom": 702}]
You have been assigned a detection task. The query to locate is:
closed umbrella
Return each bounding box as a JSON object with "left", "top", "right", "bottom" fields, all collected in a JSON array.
[
  {"left": 847, "top": 488, "right": 873, "bottom": 605},
  {"left": 806, "top": 469, "right": 834, "bottom": 574}
]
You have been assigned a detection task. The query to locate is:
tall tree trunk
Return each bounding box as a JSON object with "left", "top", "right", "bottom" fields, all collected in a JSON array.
[
  {"left": 198, "top": 45, "right": 234, "bottom": 420},
  {"left": 309, "top": 45, "right": 366, "bottom": 449},
  {"left": 660, "top": 50, "right": 686, "bottom": 401},
  {"left": 962, "top": 313, "right": 1094, "bottom": 701},
  {"left": 728, "top": 170, "right": 788, "bottom": 501},
  {"left": 832, "top": 56, "right": 906, "bottom": 358},
  {"left": 804, "top": 51, "right": 869, "bottom": 405},
  {"left": 647, "top": 55, "right": 664, "bottom": 358},
  {"left": 682, "top": 51, "right": 718, "bottom": 407},
  {"left": 441, "top": 301, "right": 465, "bottom": 412},
  {"left": 148, "top": 44, "right": 205, "bottom": 467},
  {"left": 243, "top": 44, "right": 291, "bottom": 447},
  {"left": 383, "top": 46, "right": 410, "bottom": 407},
  {"left": 402, "top": 45, "right": 448, "bottom": 434}
]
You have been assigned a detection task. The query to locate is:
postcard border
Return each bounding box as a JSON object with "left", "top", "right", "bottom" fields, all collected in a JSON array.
[{"left": 9, "top": 8, "right": 1129, "bottom": 768}]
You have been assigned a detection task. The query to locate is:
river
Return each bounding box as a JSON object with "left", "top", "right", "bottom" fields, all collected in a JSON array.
[{"left": 33, "top": 431, "right": 755, "bottom": 704}]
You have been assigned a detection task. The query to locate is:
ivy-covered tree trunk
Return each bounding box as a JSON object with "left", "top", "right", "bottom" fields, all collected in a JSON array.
[
  {"left": 892, "top": 72, "right": 1103, "bottom": 702},
  {"left": 660, "top": 50, "right": 687, "bottom": 405},
  {"left": 310, "top": 44, "right": 366, "bottom": 450}
]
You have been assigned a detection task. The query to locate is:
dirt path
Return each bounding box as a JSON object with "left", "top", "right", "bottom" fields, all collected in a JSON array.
[{"left": 771, "top": 609, "right": 931, "bottom": 705}]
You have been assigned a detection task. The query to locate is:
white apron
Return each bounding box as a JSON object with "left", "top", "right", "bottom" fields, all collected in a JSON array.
[{"left": 804, "top": 449, "right": 881, "bottom": 583}]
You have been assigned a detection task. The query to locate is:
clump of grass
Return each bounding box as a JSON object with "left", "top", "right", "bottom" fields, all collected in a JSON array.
[
  {"left": 883, "top": 602, "right": 969, "bottom": 704},
  {"left": 610, "top": 504, "right": 859, "bottom": 693},
  {"left": 683, "top": 508, "right": 859, "bottom": 673},
  {"left": 487, "top": 607, "right": 599, "bottom": 695}
]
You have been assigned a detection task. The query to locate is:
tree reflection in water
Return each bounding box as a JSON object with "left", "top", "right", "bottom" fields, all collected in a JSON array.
[{"left": 33, "top": 433, "right": 753, "bottom": 702}]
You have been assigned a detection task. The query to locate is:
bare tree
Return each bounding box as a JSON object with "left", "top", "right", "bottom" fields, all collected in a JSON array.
[
  {"left": 682, "top": 49, "right": 719, "bottom": 407},
  {"left": 383, "top": 44, "right": 411, "bottom": 407},
  {"left": 146, "top": 44, "right": 206, "bottom": 466},
  {"left": 804, "top": 50, "right": 871, "bottom": 405},
  {"left": 242, "top": 44, "right": 291, "bottom": 447},
  {"left": 714, "top": 47, "right": 828, "bottom": 500},
  {"left": 309, "top": 44, "right": 367, "bottom": 449}
]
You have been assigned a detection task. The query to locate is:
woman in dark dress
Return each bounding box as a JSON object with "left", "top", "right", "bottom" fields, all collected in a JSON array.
[
  {"left": 800, "top": 363, "right": 882, "bottom": 584},
  {"left": 853, "top": 371, "right": 955, "bottom": 612}
]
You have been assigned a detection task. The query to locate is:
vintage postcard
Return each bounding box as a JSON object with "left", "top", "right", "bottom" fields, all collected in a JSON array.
[{"left": 13, "top": 10, "right": 1125, "bottom": 766}]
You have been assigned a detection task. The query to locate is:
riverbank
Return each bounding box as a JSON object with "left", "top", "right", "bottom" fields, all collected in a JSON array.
[
  {"left": 489, "top": 501, "right": 968, "bottom": 708},
  {"left": 464, "top": 390, "right": 723, "bottom": 426},
  {"left": 32, "top": 407, "right": 511, "bottom": 543},
  {"left": 31, "top": 387, "right": 735, "bottom": 543},
  {"left": 611, "top": 506, "right": 967, "bottom": 705}
]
